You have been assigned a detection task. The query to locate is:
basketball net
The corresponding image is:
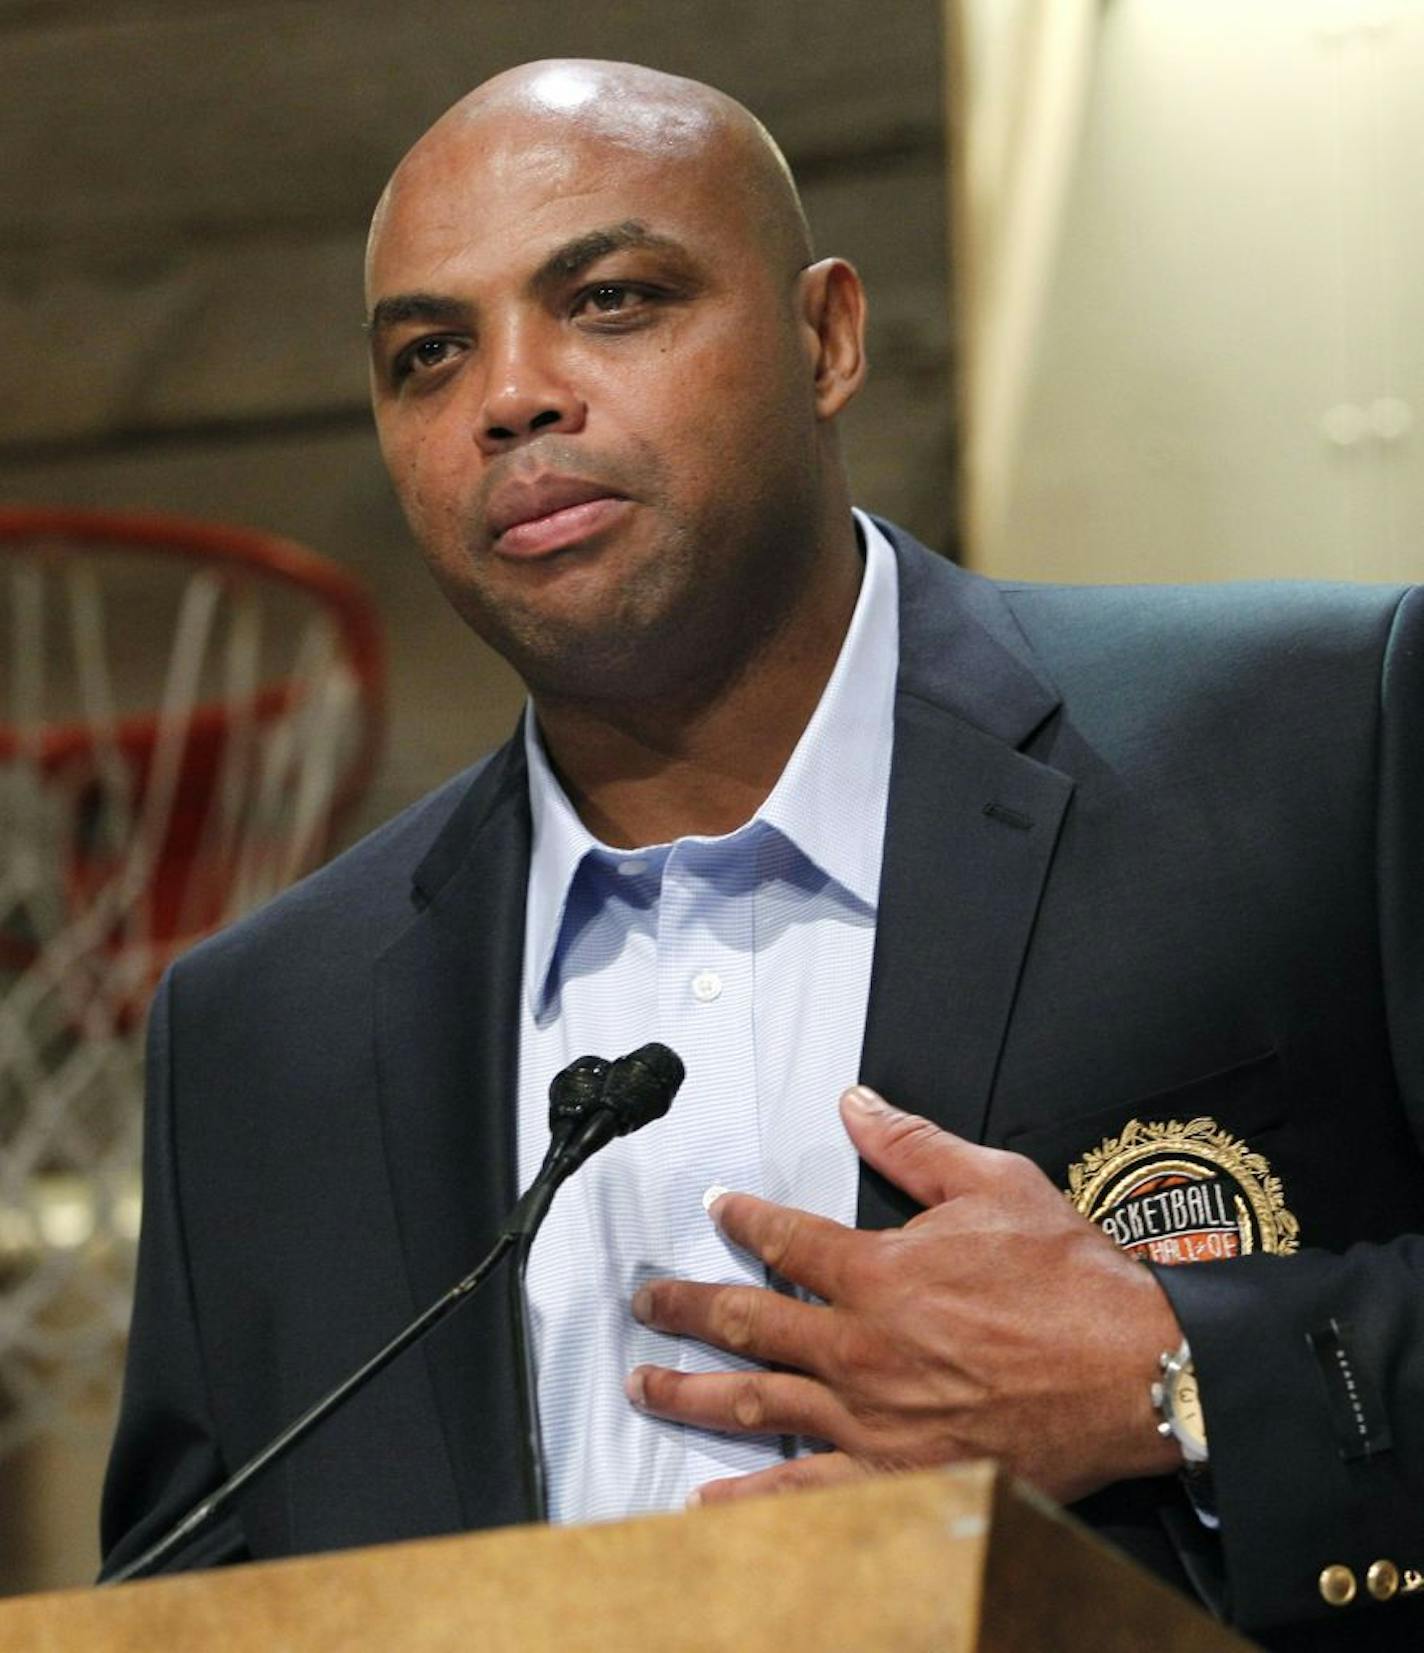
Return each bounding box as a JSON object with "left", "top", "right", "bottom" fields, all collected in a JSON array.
[{"left": 0, "top": 509, "right": 383, "bottom": 1456}]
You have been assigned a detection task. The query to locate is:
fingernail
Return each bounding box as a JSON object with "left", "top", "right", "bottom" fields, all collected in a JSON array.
[
  {"left": 843, "top": 1084, "right": 889, "bottom": 1115},
  {"left": 702, "top": 1182, "right": 730, "bottom": 1215},
  {"left": 685, "top": 1486, "right": 703, "bottom": 1509},
  {"left": 625, "top": 1368, "right": 647, "bottom": 1407},
  {"left": 631, "top": 1285, "right": 652, "bottom": 1323}
]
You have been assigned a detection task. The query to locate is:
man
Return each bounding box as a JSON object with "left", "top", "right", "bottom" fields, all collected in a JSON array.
[{"left": 102, "top": 60, "right": 1424, "bottom": 1649}]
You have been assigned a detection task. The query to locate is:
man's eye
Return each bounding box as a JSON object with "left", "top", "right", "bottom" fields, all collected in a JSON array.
[
  {"left": 573, "top": 284, "right": 654, "bottom": 321},
  {"left": 393, "top": 337, "right": 463, "bottom": 381}
]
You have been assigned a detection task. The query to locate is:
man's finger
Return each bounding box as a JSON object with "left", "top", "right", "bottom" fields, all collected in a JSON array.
[
  {"left": 840, "top": 1084, "right": 1002, "bottom": 1208},
  {"left": 632, "top": 1278, "right": 831, "bottom": 1374},
  {"left": 626, "top": 1363, "right": 843, "bottom": 1443},
  {"left": 701, "top": 1189, "right": 855, "bottom": 1302},
  {"left": 690, "top": 1451, "right": 869, "bottom": 1507}
]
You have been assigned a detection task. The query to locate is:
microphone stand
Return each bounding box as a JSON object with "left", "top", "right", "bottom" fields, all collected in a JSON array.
[{"left": 106, "top": 1045, "right": 682, "bottom": 1587}]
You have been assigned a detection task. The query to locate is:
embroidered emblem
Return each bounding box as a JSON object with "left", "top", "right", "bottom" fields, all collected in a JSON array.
[{"left": 1065, "top": 1116, "right": 1299, "bottom": 1265}]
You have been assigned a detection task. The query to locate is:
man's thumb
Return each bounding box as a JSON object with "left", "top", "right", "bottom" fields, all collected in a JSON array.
[{"left": 839, "top": 1085, "right": 963, "bottom": 1207}]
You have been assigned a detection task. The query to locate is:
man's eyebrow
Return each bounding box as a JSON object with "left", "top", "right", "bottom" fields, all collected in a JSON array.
[
  {"left": 365, "top": 293, "right": 469, "bottom": 339},
  {"left": 365, "top": 222, "right": 692, "bottom": 338},
  {"left": 531, "top": 221, "right": 689, "bottom": 292}
]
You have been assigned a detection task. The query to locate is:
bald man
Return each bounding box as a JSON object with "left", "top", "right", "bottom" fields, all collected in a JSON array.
[{"left": 103, "top": 61, "right": 1424, "bottom": 1649}]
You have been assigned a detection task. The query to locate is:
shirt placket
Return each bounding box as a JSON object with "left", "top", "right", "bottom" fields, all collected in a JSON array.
[{"left": 655, "top": 835, "right": 776, "bottom": 1492}]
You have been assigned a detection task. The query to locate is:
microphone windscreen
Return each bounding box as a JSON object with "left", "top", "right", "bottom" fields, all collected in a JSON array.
[
  {"left": 547, "top": 1054, "right": 610, "bottom": 1129},
  {"left": 605, "top": 1042, "right": 685, "bottom": 1133}
]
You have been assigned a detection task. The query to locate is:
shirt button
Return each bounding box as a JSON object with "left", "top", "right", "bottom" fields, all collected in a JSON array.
[
  {"left": 691, "top": 970, "right": 723, "bottom": 1003},
  {"left": 617, "top": 859, "right": 648, "bottom": 877}
]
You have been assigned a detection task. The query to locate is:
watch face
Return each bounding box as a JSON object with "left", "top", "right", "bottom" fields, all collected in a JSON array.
[{"left": 1171, "top": 1362, "right": 1207, "bottom": 1451}]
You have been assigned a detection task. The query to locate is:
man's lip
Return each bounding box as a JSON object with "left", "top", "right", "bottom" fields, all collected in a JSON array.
[
  {"left": 486, "top": 474, "right": 627, "bottom": 541},
  {"left": 493, "top": 496, "right": 631, "bottom": 559}
]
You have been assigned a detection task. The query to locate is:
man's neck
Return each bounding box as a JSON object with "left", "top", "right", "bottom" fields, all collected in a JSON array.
[{"left": 533, "top": 534, "right": 864, "bottom": 849}]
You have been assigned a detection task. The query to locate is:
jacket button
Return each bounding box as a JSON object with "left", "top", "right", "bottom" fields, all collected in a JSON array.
[
  {"left": 1367, "top": 1560, "right": 1401, "bottom": 1602},
  {"left": 1320, "top": 1565, "right": 1358, "bottom": 1607}
]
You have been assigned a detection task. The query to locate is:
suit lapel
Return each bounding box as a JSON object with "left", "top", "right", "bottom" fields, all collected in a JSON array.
[
  {"left": 372, "top": 737, "right": 538, "bottom": 1529},
  {"left": 858, "top": 526, "right": 1075, "bottom": 1229}
]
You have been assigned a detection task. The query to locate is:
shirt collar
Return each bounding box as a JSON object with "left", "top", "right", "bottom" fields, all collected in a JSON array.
[
  {"left": 755, "top": 509, "right": 898, "bottom": 908},
  {"left": 522, "top": 508, "right": 899, "bottom": 1014},
  {"left": 522, "top": 706, "right": 602, "bottom": 1020}
]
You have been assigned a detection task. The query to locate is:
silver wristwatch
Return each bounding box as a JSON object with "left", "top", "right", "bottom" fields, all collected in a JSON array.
[{"left": 1151, "top": 1339, "right": 1209, "bottom": 1464}]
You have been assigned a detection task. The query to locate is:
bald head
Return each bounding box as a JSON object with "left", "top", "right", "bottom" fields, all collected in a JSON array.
[
  {"left": 363, "top": 56, "right": 867, "bottom": 716},
  {"left": 368, "top": 59, "right": 813, "bottom": 297}
]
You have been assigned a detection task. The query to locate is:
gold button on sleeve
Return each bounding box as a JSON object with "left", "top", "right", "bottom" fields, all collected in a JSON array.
[
  {"left": 1320, "top": 1564, "right": 1358, "bottom": 1607},
  {"left": 1367, "top": 1560, "right": 1401, "bottom": 1602}
]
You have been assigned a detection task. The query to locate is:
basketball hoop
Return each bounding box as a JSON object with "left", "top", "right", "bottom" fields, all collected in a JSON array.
[{"left": 0, "top": 507, "right": 384, "bottom": 1455}]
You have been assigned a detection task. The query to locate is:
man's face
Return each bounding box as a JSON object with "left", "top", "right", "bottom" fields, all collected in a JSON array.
[{"left": 366, "top": 108, "right": 828, "bottom": 704}]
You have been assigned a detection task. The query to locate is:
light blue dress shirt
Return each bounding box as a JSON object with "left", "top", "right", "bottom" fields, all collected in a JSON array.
[{"left": 516, "top": 510, "right": 899, "bottom": 1525}]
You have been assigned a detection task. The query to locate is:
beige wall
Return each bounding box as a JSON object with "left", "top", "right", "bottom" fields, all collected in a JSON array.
[{"left": 981, "top": 0, "right": 1423, "bottom": 584}]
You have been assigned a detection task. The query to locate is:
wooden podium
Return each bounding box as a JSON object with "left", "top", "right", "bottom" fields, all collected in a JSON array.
[{"left": 0, "top": 1463, "right": 1255, "bottom": 1650}]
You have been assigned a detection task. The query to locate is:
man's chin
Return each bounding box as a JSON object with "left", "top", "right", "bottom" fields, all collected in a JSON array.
[
  {"left": 507, "top": 632, "right": 682, "bottom": 705},
  {"left": 447, "top": 591, "right": 634, "bottom": 687},
  {"left": 440, "top": 541, "right": 750, "bottom": 709}
]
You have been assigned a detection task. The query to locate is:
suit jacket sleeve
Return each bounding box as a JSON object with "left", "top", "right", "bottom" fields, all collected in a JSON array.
[
  {"left": 99, "top": 966, "right": 250, "bottom": 1578},
  {"left": 1151, "top": 584, "right": 1424, "bottom": 1638}
]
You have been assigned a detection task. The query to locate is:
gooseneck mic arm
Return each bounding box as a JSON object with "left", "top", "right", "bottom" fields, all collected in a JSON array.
[
  {"left": 106, "top": 1042, "right": 685, "bottom": 1587},
  {"left": 507, "top": 1041, "right": 688, "bottom": 1516}
]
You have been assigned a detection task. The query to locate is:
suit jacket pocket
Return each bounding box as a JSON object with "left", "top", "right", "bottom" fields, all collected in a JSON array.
[{"left": 1000, "top": 1049, "right": 1286, "bottom": 1237}]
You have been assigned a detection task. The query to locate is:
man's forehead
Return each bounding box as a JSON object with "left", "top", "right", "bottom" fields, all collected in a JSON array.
[
  {"left": 367, "top": 118, "right": 732, "bottom": 294},
  {"left": 392, "top": 102, "right": 721, "bottom": 214}
]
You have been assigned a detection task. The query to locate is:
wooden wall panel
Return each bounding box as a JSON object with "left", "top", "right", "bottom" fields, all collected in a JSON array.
[{"left": 0, "top": 1, "right": 942, "bottom": 242}]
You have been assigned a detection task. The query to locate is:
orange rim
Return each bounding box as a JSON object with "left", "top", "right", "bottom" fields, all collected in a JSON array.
[{"left": 0, "top": 506, "right": 385, "bottom": 828}]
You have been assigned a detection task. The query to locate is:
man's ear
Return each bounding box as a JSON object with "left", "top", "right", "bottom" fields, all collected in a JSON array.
[{"left": 797, "top": 257, "right": 868, "bottom": 420}]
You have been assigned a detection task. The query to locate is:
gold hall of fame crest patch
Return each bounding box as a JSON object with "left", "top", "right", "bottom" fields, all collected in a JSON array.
[{"left": 1065, "top": 1116, "right": 1300, "bottom": 1265}]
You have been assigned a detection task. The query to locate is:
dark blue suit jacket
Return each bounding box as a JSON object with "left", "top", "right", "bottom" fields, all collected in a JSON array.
[{"left": 102, "top": 524, "right": 1424, "bottom": 1649}]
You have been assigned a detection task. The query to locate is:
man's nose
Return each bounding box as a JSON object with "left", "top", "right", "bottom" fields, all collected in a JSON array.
[{"left": 475, "top": 323, "right": 586, "bottom": 454}]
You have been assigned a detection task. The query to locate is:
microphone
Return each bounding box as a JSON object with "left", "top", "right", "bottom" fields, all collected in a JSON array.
[
  {"left": 608, "top": 1041, "right": 685, "bottom": 1129},
  {"left": 554, "top": 1042, "right": 682, "bottom": 1162},
  {"left": 539, "top": 1053, "right": 610, "bottom": 1174},
  {"left": 107, "top": 1042, "right": 685, "bottom": 1586},
  {"left": 506, "top": 1043, "right": 685, "bottom": 1245},
  {"left": 512, "top": 1043, "right": 685, "bottom": 1235}
]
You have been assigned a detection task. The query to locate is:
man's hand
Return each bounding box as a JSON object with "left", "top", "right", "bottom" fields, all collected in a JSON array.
[{"left": 626, "top": 1085, "right": 1185, "bottom": 1507}]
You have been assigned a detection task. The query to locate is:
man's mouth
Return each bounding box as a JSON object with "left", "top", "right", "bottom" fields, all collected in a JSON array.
[{"left": 487, "top": 475, "right": 630, "bottom": 558}]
